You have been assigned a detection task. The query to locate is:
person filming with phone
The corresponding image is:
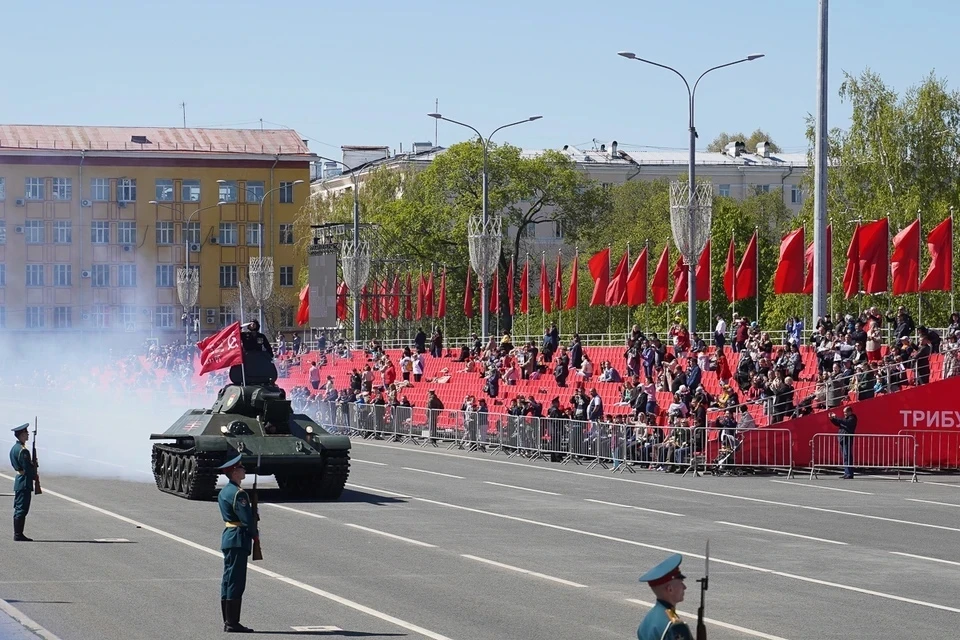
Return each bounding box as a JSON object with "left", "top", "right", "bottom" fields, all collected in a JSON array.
[{"left": 828, "top": 406, "right": 858, "bottom": 479}]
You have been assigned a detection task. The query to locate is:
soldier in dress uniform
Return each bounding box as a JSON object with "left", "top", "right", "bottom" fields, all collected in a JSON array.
[
  {"left": 9, "top": 423, "right": 37, "bottom": 542},
  {"left": 217, "top": 454, "right": 258, "bottom": 633},
  {"left": 637, "top": 554, "right": 694, "bottom": 640},
  {"left": 241, "top": 320, "right": 274, "bottom": 358}
]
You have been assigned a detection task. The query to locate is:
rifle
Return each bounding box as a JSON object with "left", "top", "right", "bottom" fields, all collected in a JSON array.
[
  {"left": 696, "top": 540, "right": 710, "bottom": 640},
  {"left": 251, "top": 453, "right": 263, "bottom": 561},
  {"left": 32, "top": 417, "right": 41, "bottom": 495}
]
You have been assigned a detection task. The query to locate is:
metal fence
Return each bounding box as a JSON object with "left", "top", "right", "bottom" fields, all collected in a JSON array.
[
  {"left": 691, "top": 427, "right": 795, "bottom": 477},
  {"left": 809, "top": 433, "right": 917, "bottom": 481},
  {"left": 899, "top": 429, "right": 960, "bottom": 472}
]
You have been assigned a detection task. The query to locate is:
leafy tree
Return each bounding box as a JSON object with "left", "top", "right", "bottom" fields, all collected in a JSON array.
[{"left": 706, "top": 129, "right": 782, "bottom": 154}]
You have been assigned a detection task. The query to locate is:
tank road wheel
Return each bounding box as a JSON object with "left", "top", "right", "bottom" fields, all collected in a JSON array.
[
  {"left": 317, "top": 452, "right": 350, "bottom": 500},
  {"left": 179, "top": 456, "right": 194, "bottom": 496},
  {"left": 172, "top": 456, "right": 183, "bottom": 494},
  {"left": 164, "top": 453, "right": 175, "bottom": 491}
]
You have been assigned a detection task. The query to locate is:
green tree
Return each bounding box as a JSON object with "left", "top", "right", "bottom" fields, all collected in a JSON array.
[{"left": 706, "top": 129, "right": 782, "bottom": 154}]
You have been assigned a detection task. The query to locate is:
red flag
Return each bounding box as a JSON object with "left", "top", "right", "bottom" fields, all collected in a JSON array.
[
  {"left": 842, "top": 224, "right": 861, "bottom": 299},
  {"left": 671, "top": 256, "right": 688, "bottom": 304},
  {"left": 773, "top": 228, "right": 805, "bottom": 294},
  {"left": 891, "top": 219, "right": 920, "bottom": 295},
  {"left": 606, "top": 252, "right": 629, "bottom": 306},
  {"left": 391, "top": 276, "right": 400, "bottom": 318},
  {"left": 464, "top": 268, "right": 474, "bottom": 318},
  {"left": 425, "top": 271, "right": 435, "bottom": 318},
  {"left": 404, "top": 274, "right": 413, "bottom": 320},
  {"left": 858, "top": 219, "right": 889, "bottom": 294},
  {"left": 519, "top": 259, "right": 529, "bottom": 314},
  {"left": 336, "top": 282, "right": 348, "bottom": 322},
  {"left": 490, "top": 268, "right": 500, "bottom": 313},
  {"left": 360, "top": 287, "right": 369, "bottom": 322},
  {"left": 372, "top": 283, "right": 382, "bottom": 323},
  {"left": 553, "top": 253, "right": 563, "bottom": 311},
  {"left": 735, "top": 231, "right": 758, "bottom": 300},
  {"left": 563, "top": 252, "right": 579, "bottom": 310},
  {"left": 416, "top": 274, "right": 425, "bottom": 320},
  {"left": 723, "top": 237, "right": 736, "bottom": 302},
  {"left": 696, "top": 241, "right": 711, "bottom": 301},
  {"left": 802, "top": 225, "right": 833, "bottom": 294},
  {"left": 196, "top": 322, "right": 244, "bottom": 375},
  {"left": 540, "top": 254, "right": 552, "bottom": 314},
  {"left": 652, "top": 245, "right": 669, "bottom": 306},
  {"left": 436, "top": 268, "right": 447, "bottom": 319},
  {"left": 626, "top": 247, "right": 648, "bottom": 305},
  {"left": 920, "top": 217, "right": 953, "bottom": 292},
  {"left": 295, "top": 284, "right": 310, "bottom": 326},
  {"left": 507, "top": 259, "right": 515, "bottom": 314},
  {"left": 588, "top": 248, "right": 611, "bottom": 307}
]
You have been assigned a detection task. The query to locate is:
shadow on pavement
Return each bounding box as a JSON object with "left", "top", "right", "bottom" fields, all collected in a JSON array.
[
  {"left": 4, "top": 600, "right": 73, "bottom": 605},
  {"left": 259, "top": 488, "right": 407, "bottom": 506},
  {"left": 32, "top": 540, "right": 138, "bottom": 544},
  {"left": 254, "top": 632, "right": 405, "bottom": 637}
]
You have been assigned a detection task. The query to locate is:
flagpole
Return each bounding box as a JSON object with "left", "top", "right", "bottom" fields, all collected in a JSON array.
[
  {"left": 644, "top": 239, "right": 650, "bottom": 337},
  {"left": 525, "top": 253, "right": 531, "bottom": 343},
  {"left": 625, "top": 242, "right": 631, "bottom": 343},
  {"left": 442, "top": 264, "right": 447, "bottom": 353},
  {"left": 952, "top": 207, "right": 956, "bottom": 315},
  {"left": 755, "top": 225, "right": 760, "bottom": 323},
  {"left": 238, "top": 281, "right": 247, "bottom": 386},
  {"left": 732, "top": 231, "right": 737, "bottom": 323},
  {"left": 607, "top": 243, "right": 612, "bottom": 343},
  {"left": 917, "top": 209, "right": 922, "bottom": 327},
  {"left": 541, "top": 251, "right": 546, "bottom": 340},
  {"left": 556, "top": 248, "right": 562, "bottom": 341},
  {"left": 575, "top": 246, "right": 581, "bottom": 335},
  {"left": 707, "top": 241, "right": 713, "bottom": 339}
]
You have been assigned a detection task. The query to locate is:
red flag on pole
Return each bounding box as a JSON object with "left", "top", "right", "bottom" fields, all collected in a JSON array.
[
  {"left": 336, "top": 282, "right": 348, "bottom": 322},
  {"left": 507, "top": 258, "right": 515, "bottom": 315},
  {"left": 773, "top": 228, "right": 806, "bottom": 294},
  {"left": 588, "top": 248, "right": 611, "bottom": 307},
  {"left": 436, "top": 268, "right": 447, "bottom": 319},
  {"left": 425, "top": 271, "right": 435, "bottom": 318},
  {"left": 416, "top": 274, "right": 425, "bottom": 320},
  {"left": 519, "top": 259, "right": 529, "bottom": 314},
  {"left": 723, "top": 237, "right": 736, "bottom": 302},
  {"left": 626, "top": 246, "right": 648, "bottom": 305},
  {"left": 735, "top": 231, "right": 758, "bottom": 300},
  {"left": 553, "top": 253, "right": 563, "bottom": 311},
  {"left": 696, "top": 241, "right": 711, "bottom": 301},
  {"left": 296, "top": 284, "right": 310, "bottom": 326},
  {"left": 858, "top": 219, "right": 889, "bottom": 294},
  {"left": 490, "top": 268, "right": 500, "bottom": 313},
  {"left": 606, "top": 252, "right": 629, "bottom": 306},
  {"left": 372, "top": 285, "right": 381, "bottom": 323},
  {"left": 671, "top": 256, "right": 688, "bottom": 304},
  {"left": 464, "top": 268, "right": 474, "bottom": 318},
  {"left": 360, "top": 287, "right": 369, "bottom": 322},
  {"left": 842, "top": 224, "right": 861, "bottom": 299},
  {"left": 391, "top": 276, "right": 400, "bottom": 318},
  {"left": 802, "top": 225, "right": 833, "bottom": 294},
  {"left": 196, "top": 321, "right": 244, "bottom": 375},
  {"left": 920, "top": 217, "right": 953, "bottom": 292},
  {"left": 891, "top": 219, "right": 920, "bottom": 295},
  {"left": 652, "top": 245, "right": 669, "bottom": 306},
  {"left": 563, "top": 252, "right": 579, "bottom": 311},
  {"left": 540, "top": 254, "right": 552, "bottom": 314}
]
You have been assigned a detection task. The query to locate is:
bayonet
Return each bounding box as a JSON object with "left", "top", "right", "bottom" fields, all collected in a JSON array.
[{"left": 32, "top": 416, "right": 41, "bottom": 495}]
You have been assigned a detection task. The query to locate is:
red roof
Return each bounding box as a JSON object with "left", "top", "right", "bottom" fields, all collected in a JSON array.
[{"left": 0, "top": 125, "right": 311, "bottom": 156}]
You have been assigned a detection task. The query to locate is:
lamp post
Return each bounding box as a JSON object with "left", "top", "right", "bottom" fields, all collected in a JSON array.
[
  {"left": 617, "top": 51, "right": 764, "bottom": 334},
  {"left": 149, "top": 200, "right": 225, "bottom": 342},
  {"left": 426, "top": 113, "right": 542, "bottom": 342}
]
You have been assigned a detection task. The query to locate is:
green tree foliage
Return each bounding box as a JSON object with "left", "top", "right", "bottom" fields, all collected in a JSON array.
[{"left": 706, "top": 129, "right": 782, "bottom": 154}]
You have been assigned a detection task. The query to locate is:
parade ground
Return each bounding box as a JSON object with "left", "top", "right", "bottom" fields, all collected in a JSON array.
[{"left": 3, "top": 441, "right": 959, "bottom": 640}]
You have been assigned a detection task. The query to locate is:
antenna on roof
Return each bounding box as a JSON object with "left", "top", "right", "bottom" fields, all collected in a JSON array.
[
  {"left": 434, "top": 98, "right": 439, "bottom": 146},
  {"left": 260, "top": 118, "right": 264, "bottom": 131},
  {"left": 180, "top": 102, "right": 186, "bottom": 128}
]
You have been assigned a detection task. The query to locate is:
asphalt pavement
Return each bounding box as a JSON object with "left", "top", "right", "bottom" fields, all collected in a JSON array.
[{"left": 2, "top": 439, "right": 960, "bottom": 640}]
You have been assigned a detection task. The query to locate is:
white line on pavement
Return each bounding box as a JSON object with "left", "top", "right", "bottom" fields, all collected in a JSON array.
[
  {"left": 905, "top": 498, "right": 960, "bottom": 508},
  {"left": 0, "top": 597, "right": 63, "bottom": 640},
  {"left": 344, "top": 483, "right": 411, "bottom": 498},
  {"left": 461, "top": 555, "right": 587, "bottom": 588},
  {"left": 402, "top": 467, "right": 464, "bottom": 479},
  {"left": 584, "top": 498, "right": 685, "bottom": 517},
  {"left": 625, "top": 599, "right": 790, "bottom": 640},
  {"left": 0, "top": 474, "right": 455, "bottom": 640},
  {"left": 890, "top": 552, "right": 960, "bottom": 567},
  {"left": 342, "top": 523, "right": 437, "bottom": 548},
  {"left": 715, "top": 521, "right": 847, "bottom": 546},
  {"left": 353, "top": 459, "right": 388, "bottom": 466},
  {"left": 267, "top": 504, "right": 328, "bottom": 519},
  {"left": 483, "top": 481, "right": 560, "bottom": 496},
  {"left": 769, "top": 480, "right": 873, "bottom": 495},
  {"left": 923, "top": 481, "right": 960, "bottom": 489}
]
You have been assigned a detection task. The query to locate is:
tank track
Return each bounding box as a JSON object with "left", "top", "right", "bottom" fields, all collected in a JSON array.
[
  {"left": 151, "top": 443, "right": 220, "bottom": 500},
  {"left": 275, "top": 451, "right": 350, "bottom": 500}
]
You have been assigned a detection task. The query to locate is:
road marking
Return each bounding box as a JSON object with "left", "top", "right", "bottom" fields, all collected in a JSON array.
[
  {"left": 353, "top": 441, "right": 960, "bottom": 533},
  {"left": 292, "top": 626, "right": 343, "bottom": 632},
  {"left": 402, "top": 467, "right": 464, "bottom": 479},
  {"left": 715, "top": 521, "right": 847, "bottom": 546},
  {"left": 0, "top": 597, "right": 64, "bottom": 640},
  {"left": 923, "top": 481, "right": 960, "bottom": 489},
  {"left": 344, "top": 483, "right": 411, "bottom": 498},
  {"left": 353, "top": 459, "right": 388, "bottom": 466},
  {"left": 267, "top": 504, "right": 328, "bottom": 519},
  {"left": 93, "top": 538, "right": 132, "bottom": 543},
  {"left": 405, "top": 493, "right": 960, "bottom": 614},
  {"left": 48, "top": 449, "right": 154, "bottom": 476},
  {"left": 769, "top": 479, "right": 873, "bottom": 495},
  {"left": 0, "top": 474, "right": 455, "bottom": 640},
  {"left": 461, "top": 554, "right": 587, "bottom": 588},
  {"left": 342, "top": 523, "right": 437, "bottom": 548},
  {"left": 484, "top": 481, "right": 560, "bottom": 496},
  {"left": 584, "top": 498, "right": 685, "bottom": 517},
  {"left": 626, "top": 599, "right": 789, "bottom": 640},
  {"left": 890, "top": 551, "right": 960, "bottom": 567},
  {"left": 906, "top": 498, "right": 960, "bottom": 508}
]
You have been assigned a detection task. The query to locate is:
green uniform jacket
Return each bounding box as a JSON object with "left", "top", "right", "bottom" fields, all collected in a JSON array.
[
  {"left": 218, "top": 481, "right": 258, "bottom": 553},
  {"left": 9, "top": 443, "right": 35, "bottom": 492},
  {"left": 637, "top": 599, "right": 693, "bottom": 640}
]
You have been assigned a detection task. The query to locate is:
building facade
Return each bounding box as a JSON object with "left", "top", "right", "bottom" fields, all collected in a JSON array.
[{"left": 0, "top": 125, "right": 314, "bottom": 342}]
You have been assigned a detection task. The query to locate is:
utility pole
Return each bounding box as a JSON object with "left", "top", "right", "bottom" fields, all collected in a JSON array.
[{"left": 812, "top": 0, "right": 830, "bottom": 324}]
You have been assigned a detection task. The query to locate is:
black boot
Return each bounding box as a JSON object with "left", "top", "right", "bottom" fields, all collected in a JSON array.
[
  {"left": 224, "top": 599, "right": 253, "bottom": 633},
  {"left": 221, "top": 599, "right": 227, "bottom": 631},
  {"left": 13, "top": 517, "right": 32, "bottom": 542}
]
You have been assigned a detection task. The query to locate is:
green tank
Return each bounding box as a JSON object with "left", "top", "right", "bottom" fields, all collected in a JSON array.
[{"left": 149, "top": 353, "right": 350, "bottom": 501}]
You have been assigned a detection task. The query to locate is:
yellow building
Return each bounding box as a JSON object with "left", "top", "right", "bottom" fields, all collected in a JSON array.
[{"left": 0, "top": 125, "right": 315, "bottom": 344}]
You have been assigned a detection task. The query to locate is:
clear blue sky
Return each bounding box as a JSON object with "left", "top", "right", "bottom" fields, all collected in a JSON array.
[{"left": 1, "top": 0, "right": 955, "bottom": 156}]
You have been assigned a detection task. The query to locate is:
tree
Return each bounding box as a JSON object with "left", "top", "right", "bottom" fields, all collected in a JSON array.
[
  {"left": 707, "top": 129, "right": 782, "bottom": 154},
  {"left": 226, "top": 276, "right": 299, "bottom": 339}
]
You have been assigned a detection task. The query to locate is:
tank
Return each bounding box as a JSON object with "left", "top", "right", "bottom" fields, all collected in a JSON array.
[{"left": 149, "top": 350, "right": 350, "bottom": 500}]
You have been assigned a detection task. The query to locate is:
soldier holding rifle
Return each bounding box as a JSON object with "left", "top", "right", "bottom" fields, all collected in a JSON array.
[
  {"left": 638, "top": 551, "right": 710, "bottom": 640},
  {"left": 9, "top": 422, "right": 40, "bottom": 542},
  {"left": 217, "top": 453, "right": 260, "bottom": 633}
]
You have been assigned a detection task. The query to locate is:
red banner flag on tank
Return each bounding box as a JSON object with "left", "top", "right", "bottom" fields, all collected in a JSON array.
[{"left": 197, "top": 322, "right": 244, "bottom": 375}]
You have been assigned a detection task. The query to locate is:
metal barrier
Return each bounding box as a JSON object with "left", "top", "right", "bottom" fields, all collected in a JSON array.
[
  {"left": 691, "top": 427, "right": 794, "bottom": 477},
  {"left": 899, "top": 429, "right": 960, "bottom": 471},
  {"left": 810, "top": 433, "right": 917, "bottom": 481}
]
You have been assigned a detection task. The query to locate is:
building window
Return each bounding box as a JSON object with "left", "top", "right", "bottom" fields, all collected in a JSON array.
[
  {"left": 92, "top": 264, "right": 110, "bottom": 288},
  {"left": 118, "top": 264, "right": 137, "bottom": 287},
  {"left": 791, "top": 184, "right": 803, "bottom": 204},
  {"left": 26, "top": 307, "right": 44, "bottom": 329},
  {"left": 52, "top": 177, "right": 72, "bottom": 200},
  {"left": 91, "top": 304, "right": 109, "bottom": 328},
  {"left": 91, "top": 220, "right": 110, "bottom": 244},
  {"left": 25, "top": 220, "right": 44, "bottom": 244},
  {"left": 278, "top": 224, "right": 294, "bottom": 245},
  {"left": 554, "top": 221, "right": 563, "bottom": 238},
  {"left": 187, "top": 222, "right": 200, "bottom": 246},
  {"left": 25, "top": 177, "right": 45, "bottom": 200},
  {"left": 754, "top": 184, "right": 771, "bottom": 195},
  {"left": 26, "top": 264, "right": 44, "bottom": 287},
  {"left": 117, "top": 178, "right": 137, "bottom": 202},
  {"left": 0, "top": 220, "right": 5, "bottom": 244},
  {"left": 120, "top": 305, "right": 137, "bottom": 328},
  {"left": 245, "top": 181, "right": 264, "bottom": 203},
  {"left": 0, "top": 264, "right": 5, "bottom": 287},
  {"left": 53, "top": 307, "right": 72, "bottom": 329},
  {"left": 246, "top": 223, "right": 260, "bottom": 247},
  {"left": 280, "top": 306, "right": 294, "bottom": 327},
  {"left": 54, "top": 264, "right": 71, "bottom": 287},
  {"left": 182, "top": 179, "right": 201, "bottom": 202},
  {"left": 118, "top": 221, "right": 137, "bottom": 245},
  {"left": 54, "top": 220, "right": 72, "bottom": 244},
  {"left": 91, "top": 178, "right": 110, "bottom": 201},
  {"left": 156, "top": 221, "right": 174, "bottom": 245},
  {"left": 156, "top": 265, "right": 174, "bottom": 287},
  {"left": 280, "top": 266, "right": 293, "bottom": 287},
  {"left": 524, "top": 223, "right": 536, "bottom": 238},
  {"left": 279, "top": 181, "right": 295, "bottom": 204},
  {"left": 219, "top": 181, "right": 238, "bottom": 203},
  {"left": 219, "top": 306, "right": 237, "bottom": 327},
  {"left": 155, "top": 179, "right": 174, "bottom": 202},
  {"left": 718, "top": 184, "right": 731, "bottom": 197},
  {"left": 155, "top": 305, "right": 175, "bottom": 328},
  {"left": 0, "top": 177, "right": 5, "bottom": 200},
  {"left": 219, "top": 265, "right": 238, "bottom": 288},
  {"left": 219, "top": 222, "right": 238, "bottom": 246}
]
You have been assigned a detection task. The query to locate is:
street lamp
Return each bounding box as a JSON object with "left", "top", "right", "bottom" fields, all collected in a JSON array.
[
  {"left": 617, "top": 51, "right": 764, "bottom": 335},
  {"left": 149, "top": 200, "right": 226, "bottom": 342},
  {"left": 426, "top": 113, "right": 543, "bottom": 342}
]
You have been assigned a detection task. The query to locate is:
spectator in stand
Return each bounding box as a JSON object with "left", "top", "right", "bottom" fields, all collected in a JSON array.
[
  {"left": 413, "top": 352, "right": 425, "bottom": 383},
  {"left": 308, "top": 362, "right": 321, "bottom": 390},
  {"left": 426, "top": 390, "right": 443, "bottom": 440},
  {"left": 414, "top": 328, "right": 427, "bottom": 354},
  {"left": 569, "top": 334, "right": 584, "bottom": 369},
  {"left": 575, "top": 353, "right": 594, "bottom": 381},
  {"left": 888, "top": 306, "right": 915, "bottom": 339},
  {"left": 786, "top": 316, "right": 804, "bottom": 345},
  {"left": 598, "top": 360, "right": 622, "bottom": 383},
  {"left": 915, "top": 334, "right": 932, "bottom": 385},
  {"left": 943, "top": 333, "right": 960, "bottom": 378},
  {"left": 553, "top": 346, "right": 570, "bottom": 388},
  {"left": 587, "top": 388, "right": 604, "bottom": 423},
  {"left": 294, "top": 333, "right": 304, "bottom": 354},
  {"left": 714, "top": 314, "right": 727, "bottom": 350},
  {"left": 948, "top": 313, "right": 960, "bottom": 337},
  {"left": 484, "top": 364, "right": 500, "bottom": 399},
  {"left": 918, "top": 325, "right": 941, "bottom": 353},
  {"left": 734, "top": 317, "right": 749, "bottom": 353},
  {"left": 430, "top": 326, "right": 444, "bottom": 357}
]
